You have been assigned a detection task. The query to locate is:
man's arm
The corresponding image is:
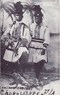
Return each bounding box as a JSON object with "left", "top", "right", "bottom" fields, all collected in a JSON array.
[{"left": 41, "top": 26, "right": 50, "bottom": 55}]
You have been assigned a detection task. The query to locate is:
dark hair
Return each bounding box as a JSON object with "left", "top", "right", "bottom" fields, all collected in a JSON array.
[
  {"left": 14, "top": 1, "right": 23, "bottom": 15},
  {"left": 33, "top": 5, "right": 43, "bottom": 17},
  {"left": 33, "top": 5, "right": 43, "bottom": 24}
]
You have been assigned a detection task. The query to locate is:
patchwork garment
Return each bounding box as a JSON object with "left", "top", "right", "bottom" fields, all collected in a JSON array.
[
  {"left": 1, "top": 21, "right": 31, "bottom": 62},
  {"left": 28, "top": 22, "right": 50, "bottom": 63}
]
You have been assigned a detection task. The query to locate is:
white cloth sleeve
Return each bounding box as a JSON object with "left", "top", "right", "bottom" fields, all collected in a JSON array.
[{"left": 43, "top": 26, "right": 50, "bottom": 49}]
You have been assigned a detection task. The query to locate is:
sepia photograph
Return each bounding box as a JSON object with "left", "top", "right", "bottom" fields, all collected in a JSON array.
[{"left": 0, "top": 0, "right": 60, "bottom": 95}]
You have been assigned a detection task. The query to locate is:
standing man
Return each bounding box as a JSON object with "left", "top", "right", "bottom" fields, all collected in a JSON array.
[
  {"left": 1, "top": 1, "right": 31, "bottom": 66},
  {"left": 28, "top": 5, "right": 50, "bottom": 84},
  {"left": 1, "top": 1, "right": 31, "bottom": 85}
]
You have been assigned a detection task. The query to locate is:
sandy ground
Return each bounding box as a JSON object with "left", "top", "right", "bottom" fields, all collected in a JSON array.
[{"left": 0, "top": 64, "right": 60, "bottom": 87}]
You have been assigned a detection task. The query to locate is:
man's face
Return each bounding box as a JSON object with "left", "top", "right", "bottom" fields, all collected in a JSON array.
[
  {"left": 35, "top": 16, "right": 40, "bottom": 24},
  {"left": 35, "top": 13, "right": 42, "bottom": 25},
  {"left": 15, "top": 14, "right": 23, "bottom": 21}
]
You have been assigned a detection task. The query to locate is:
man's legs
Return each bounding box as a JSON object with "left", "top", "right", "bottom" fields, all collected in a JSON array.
[
  {"left": 34, "top": 60, "right": 45, "bottom": 82},
  {"left": 19, "top": 51, "right": 29, "bottom": 72}
]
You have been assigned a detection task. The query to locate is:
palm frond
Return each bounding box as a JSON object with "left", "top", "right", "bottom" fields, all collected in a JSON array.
[{"left": 1, "top": 1, "right": 15, "bottom": 15}]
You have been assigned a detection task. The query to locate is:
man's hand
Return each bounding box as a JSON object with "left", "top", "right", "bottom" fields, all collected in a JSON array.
[
  {"left": 41, "top": 49, "right": 45, "bottom": 55},
  {"left": 21, "top": 38, "right": 28, "bottom": 46},
  {"left": 5, "top": 41, "right": 9, "bottom": 47},
  {"left": 14, "top": 47, "right": 18, "bottom": 56}
]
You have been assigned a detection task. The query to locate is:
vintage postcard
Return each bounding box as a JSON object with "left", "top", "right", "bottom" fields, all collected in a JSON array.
[{"left": 0, "top": 0, "right": 60, "bottom": 95}]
